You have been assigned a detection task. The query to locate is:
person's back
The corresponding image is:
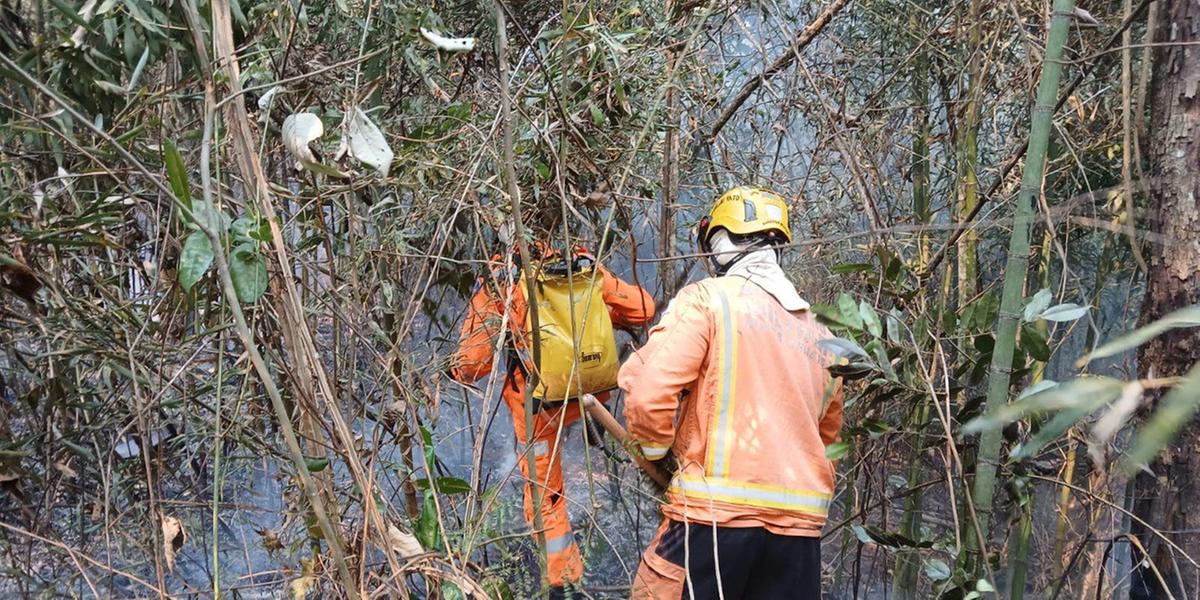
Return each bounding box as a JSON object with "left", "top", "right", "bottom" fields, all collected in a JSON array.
[
  {"left": 451, "top": 244, "right": 655, "bottom": 598},
  {"left": 619, "top": 187, "right": 842, "bottom": 599}
]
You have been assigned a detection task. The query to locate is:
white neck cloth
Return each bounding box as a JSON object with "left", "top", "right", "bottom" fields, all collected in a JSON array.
[{"left": 709, "top": 229, "right": 810, "bottom": 312}]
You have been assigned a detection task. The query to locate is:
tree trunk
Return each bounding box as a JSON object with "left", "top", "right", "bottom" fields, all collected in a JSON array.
[
  {"left": 1131, "top": 1, "right": 1200, "bottom": 597},
  {"left": 659, "top": 2, "right": 682, "bottom": 299}
]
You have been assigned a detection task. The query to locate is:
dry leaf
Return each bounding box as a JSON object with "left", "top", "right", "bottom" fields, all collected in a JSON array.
[
  {"left": 257, "top": 527, "right": 284, "bottom": 553},
  {"left": 290, "top": 575, "right": 317, "bottom": 599},
  {"left": 381, "top": 399, "right": 407, "bottom": 427},
  {"left": 282, "top": 113, "right": 345, "bottom": 177},
  {"left": 161, "top": 515, "right": 187, "bottom": 572},
  {"left": 282, "top": 113, "right": 324, "bottom": 165},
  {"left": 582, "top": 190, "right": 610, "bottom": 209},
  {"left": 1090, "top": 380, "right": 1146, "bottom": 466},
  {"left": 53, "top": 461, "right": 77, "bottom": 478},
  {"left": 0, "top": 466, "right": 21, "bottom": 483},
  {"left": 1074, "top": 7, "right": 1101, "bottom": 27},
  {"left": 0, "top": 257, "right": 42, "bottom": 304},
  {"left": 290, "top": 558, "right": 317, "bottom": 599},
  {"left": 341, "top": 107, "right": 394, "bottom": 177},
  {"left": 387, "top": 523, "right": 423, "bottom": 558}
]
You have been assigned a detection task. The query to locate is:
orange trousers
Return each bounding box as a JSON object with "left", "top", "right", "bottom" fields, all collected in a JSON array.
[{"left": 510, "top": 394, "right": 604, "bottom": 587}]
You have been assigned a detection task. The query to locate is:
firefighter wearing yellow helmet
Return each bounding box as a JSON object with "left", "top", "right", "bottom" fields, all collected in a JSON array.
[
  {"left": 619, "top": 185, "right": 843, "bottom": 599},
  {"left": 696, "top": 186, "right": 792, "bottom": 273}
]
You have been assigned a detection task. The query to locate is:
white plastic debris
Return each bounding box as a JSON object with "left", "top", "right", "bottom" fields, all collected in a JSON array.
[
  {"left": 257, "top": 86, "right": 280, "bottom": 111},
  {"left": 282, "top": 113, "right": 324, "bottom": 165},
  {"left": 420, "top": 27, "right": 476, "bottom": 53}
]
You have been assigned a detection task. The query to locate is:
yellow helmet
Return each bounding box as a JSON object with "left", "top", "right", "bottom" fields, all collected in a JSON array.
[{"left": 697, "top": 186, "right": 792, "bottom": 253}]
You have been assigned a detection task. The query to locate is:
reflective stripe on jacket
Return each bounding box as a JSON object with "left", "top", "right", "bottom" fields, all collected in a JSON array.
[{"left": 619, "top": 275, "right": 843, "bottom": 536}]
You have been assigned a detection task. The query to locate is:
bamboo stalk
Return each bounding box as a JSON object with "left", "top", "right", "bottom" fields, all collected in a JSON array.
[
  {"left": 957, "top": 0, "right": 982, "bottom": 309},
  {"left": 1009, "top": 221, "right": 1054, "bottom": 600},
  {"left": 893, "top": 29, "right": 932, "bottom": 595},
  {"left": 969, "top": 0, "right": 1076, "bottom": 572},
  {"left": 492, "top": 0, "right": 549, "bottom": 584},
  {"left": 892, "top": 404, "right": 929, "bottom": 599}
]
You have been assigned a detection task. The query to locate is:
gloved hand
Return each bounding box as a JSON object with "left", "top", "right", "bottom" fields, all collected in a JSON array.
[{"left": 639, "top": 453, "right": 677, "bottom": 495}]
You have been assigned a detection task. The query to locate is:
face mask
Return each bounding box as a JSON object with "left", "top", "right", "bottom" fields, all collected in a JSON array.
[{"left": 708, "top": 229, "right": 744, "bottom": 268}]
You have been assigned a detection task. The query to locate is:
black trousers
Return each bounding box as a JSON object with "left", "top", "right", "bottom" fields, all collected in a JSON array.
[{"left": 653, "top": 520, "right": 822, "bottom": 599}]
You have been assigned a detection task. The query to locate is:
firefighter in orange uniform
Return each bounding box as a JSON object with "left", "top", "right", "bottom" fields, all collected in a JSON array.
[
  {"left": 619, "top": 187, "right": 844, "bottom": 599},
  {"left": 451, "top": 244, "right": 655, "bottom": 598}
]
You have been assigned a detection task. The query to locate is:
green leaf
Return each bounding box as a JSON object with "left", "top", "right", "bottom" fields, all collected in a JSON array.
[
  {"left": 848, "top": 524, "right": 929, "bottom": 548},
  {"left": 1011, "top": 404, "right": 1096, "bottom": 461},
  {"left": 837, "top": 293, "right": 864, "bottom": 330},
  {"left": 49, "top": 0, "right": 90, "bottom": 29},
  {"left": 229, "top": 0, "right": 248, "bottom": 26},
  {"left": 1039, "top": 303, "right": 1090, "bottom": 322},
  {"left": 825, "top": 441, "right": 850, "bottom": 460},
  {"left": 589, "top": 104, "right": 604, "bottom": 127},
  {"left": 831, "top": 262, "right": 871, "bottom": 274},
  {"left": 817, "top": 337, "right": 870, "bottom": 361},
  {"left": 1124, "top": 364, "right": 1200, "bottom": 471},
  {"left": 860, "top": 418, "right": 892, "bottom": 439},
  {"left": 962, "top": 377, "right": 1122, "bottom": 435},
  {"left": 812, "top": 303, "right": 853, "bottom": 329},
  {"left": 867, "top": 339, "right": 897, "bottom": 381},
  {"left": 416, "top": 477, "right": 472, "bottom": 494},
  {"left": 1016, "top": 379, "right": 1058, "bottom": 400},
  {"left": 859, "top": 300, "right": 882, "bottom": 337},
  {"left": 886, "top": 309, "right": 905, "bottom": 344},
  {"left": 186, "top": 201, "right": 230, "bottom": 231},
  {"left": 434, "top": 476, "right": 471, "bottom": 494},
  {"left": 122, "top": 0, "right": 166, "bottom": 37},
  {"left": 1023, "top": 288, "right": 1053, "bottom": 322},
  {"left": 230, "top": 216, "right": 263, "bottom": 244},
  {"left": 482, "top": 577, "right": 515, "bottom": 600},
  {"left": 127, "top": 46, "right": 151, "bottom": 91},
  {"left": 94, "top": 79, "right": 126, "bottom": 95},
  {"left": 166, "top": 138, "right": 194, "bottom": 211},
  {"left": 305, "top": 456, "right": 331, "bottom": 472},
  {"left": 229, "top": 243, "right": 268, "bottom": 303},
  {"left": 416, "top": 491, "right": 443, "bottom": 551},
  {"left": 976, "top": 578, "right": 996, "bottom": 593},
  {"left": 178, "top": 231, "right": 213, "bottom": 291},
  {"left": 441, "top": 582, "right": 465, "bottom": 600},
  {"left": 1020, "top": 323, "right": 1050, "bottom": 362},
  {"left": 1082, "top": 305, "right": 1200, "bottom": 365},
  {"left": 924, "top": 558, "right": 951, "bottom": 581},
  {"left": 828, "top": 362, "right": 875, "bottom": 380},
  {"left": 850, "top": 523, "right": 872, "bottom": 544},
  {"left": 61, "top": 439, "right": 95, "bottom": 460}
]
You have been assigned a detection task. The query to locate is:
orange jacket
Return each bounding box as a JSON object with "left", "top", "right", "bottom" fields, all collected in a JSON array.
[
  {"left": 452, "top": 254, "right": 656, "bottom": 395},
  {"left": 618, "top": 275, "right": 843, "bottom": 536}
]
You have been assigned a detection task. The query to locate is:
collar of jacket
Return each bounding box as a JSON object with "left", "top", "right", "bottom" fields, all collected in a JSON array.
[{"left": 723, "top": 247, "right": 810, "bottom": 312}]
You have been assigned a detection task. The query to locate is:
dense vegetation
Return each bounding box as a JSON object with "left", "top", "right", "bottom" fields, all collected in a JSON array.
[{"left": 0, "top": 0, "right": 1197, "bottom": 597}]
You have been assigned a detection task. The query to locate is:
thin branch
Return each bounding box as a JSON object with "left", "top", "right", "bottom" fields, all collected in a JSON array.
[{"left": 706, "top": 0, "right": 850, "bottom": 141}]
